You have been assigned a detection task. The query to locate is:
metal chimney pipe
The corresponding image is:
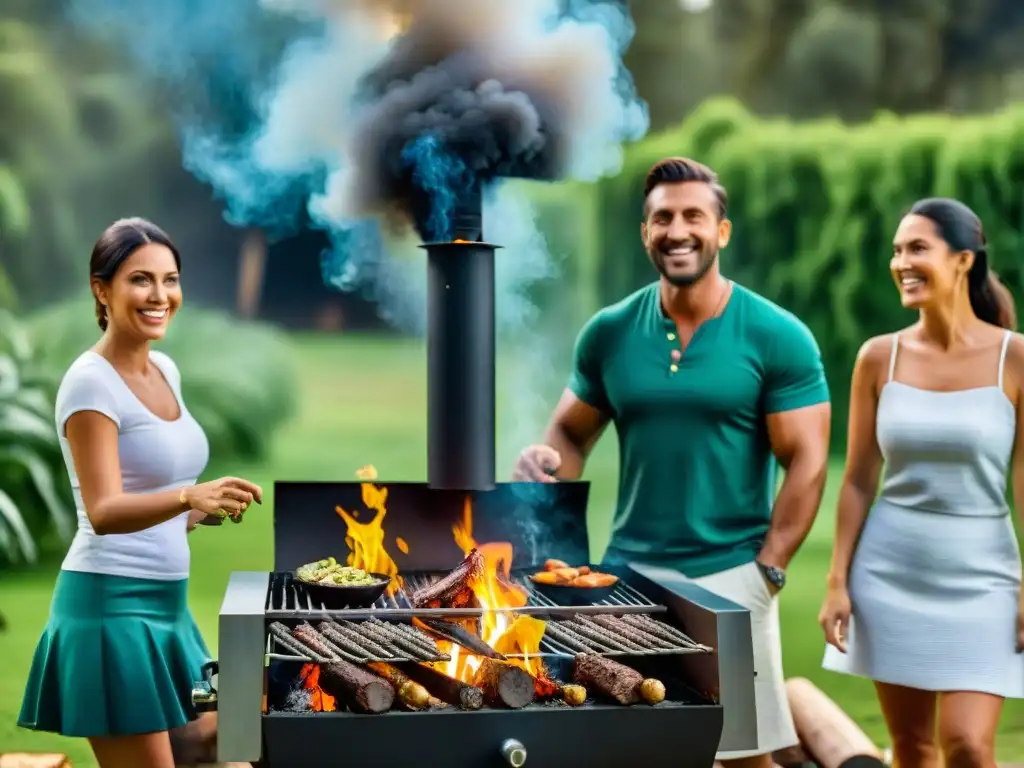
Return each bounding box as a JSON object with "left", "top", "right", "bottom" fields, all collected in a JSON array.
[{"left": 420, "top": 184, "right": 498, "bottom": 491}]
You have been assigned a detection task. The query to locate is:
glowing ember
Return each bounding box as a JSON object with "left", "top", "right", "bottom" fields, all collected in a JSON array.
[
  {"left": 299, "top": 664, "right": 336, "bottom": 712},
  {"left": 335, "top": 466, "right": 404, "bottom": 595}
]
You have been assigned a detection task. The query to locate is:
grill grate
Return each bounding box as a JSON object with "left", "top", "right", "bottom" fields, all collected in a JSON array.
[
  {"left": 268, "top": 619, "right": 451, "bottom": 664},
  {"left": 266, "top": 570, "right": 665, "bottom": 619},
  {"left": 267, "top": 612, "right": 712, "bottom": 665},
  {"left": 535, "top": 614, "right": 712, "bottom": 658}
]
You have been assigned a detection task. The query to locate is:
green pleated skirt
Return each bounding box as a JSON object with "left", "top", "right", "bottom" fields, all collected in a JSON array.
[{"left": 18, "top": 569, "right": 212, "bottom": 737}]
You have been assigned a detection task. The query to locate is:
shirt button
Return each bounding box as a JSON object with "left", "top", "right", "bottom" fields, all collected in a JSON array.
[
  {"left": 670, "top": 364, "right": 679, "bottom": 373},
  {"left": 667, "top": 332, "right": 676, "bottom": 341}
]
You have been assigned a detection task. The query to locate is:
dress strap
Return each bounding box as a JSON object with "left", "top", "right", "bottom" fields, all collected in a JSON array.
[
  {"left": 888, "top": 334, "right": 900, "bottom": 382},
  {"left": 998, "top": 329, "right": 1012, "bottom": 390}
]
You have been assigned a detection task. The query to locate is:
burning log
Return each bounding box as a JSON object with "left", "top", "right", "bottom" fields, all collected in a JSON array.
[
  {"left": 394, "top": 662, "right": 485, "bottom": 710},
  {"left": 366, "top": 662, "right": 450, "bottom": 711},
  {"left": 573, "top": 653, "right": 664, "bottom": 706},
  {"left": 472, "top": 658, "right": 535, "bottom": 709},
  {"left": 417, "top": 617, "right": 505, "bottom": 660},
  {"left": 319, "top": 660, "right": 396, "bottom": 715},
  {"left": 411, "top": 549, "right": 484, "bottom": 608}
]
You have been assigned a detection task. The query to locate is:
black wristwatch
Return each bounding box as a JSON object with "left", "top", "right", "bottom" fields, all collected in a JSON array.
[{"left": 756, "top": 560, "right": 786, "bottom": 591}]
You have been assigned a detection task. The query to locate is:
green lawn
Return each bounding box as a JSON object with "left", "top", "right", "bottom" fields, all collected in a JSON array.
[{"left": 2, "top": 333, "right": 1023, "bottom": 763}]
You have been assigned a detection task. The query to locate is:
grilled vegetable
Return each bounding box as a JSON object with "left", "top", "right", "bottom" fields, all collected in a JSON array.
[{"left": 296, "top": 558, "right": 380, "bottom": 586}]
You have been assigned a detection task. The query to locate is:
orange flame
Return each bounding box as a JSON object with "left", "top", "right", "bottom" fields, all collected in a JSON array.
[
  {"left": 335, "top": 465, "right": 405, "bottom": 595},
  {"left": 299, "top": 664, "right": 336, "bottom": 712},
  {"left": 438, "top": 497, "right": 541, "bottom": 682}
]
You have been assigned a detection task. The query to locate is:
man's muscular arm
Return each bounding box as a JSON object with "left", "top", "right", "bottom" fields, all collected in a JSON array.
[
  {"left": 757, "top": 315, "right": 832, "bottom": 573},
  {"left": 542, "top": 390, "right": 611, "bottom": 479},
  {"left": 759, "top": 403, "right": 831, "bottom": 570}
]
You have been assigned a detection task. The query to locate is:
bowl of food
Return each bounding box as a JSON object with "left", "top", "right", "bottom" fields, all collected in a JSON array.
[
  {"left": 528, "top": 559, "right": 620, "bottom": 606},
  {"left": 294, "top": 557, "right": 391, "bottom": 609}
]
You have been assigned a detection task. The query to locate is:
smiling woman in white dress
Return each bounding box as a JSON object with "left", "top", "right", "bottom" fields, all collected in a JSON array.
[
  {"left": 17, "top": 218, "right": 263, "bottom": 768},
  {"left": 818, "top": 198, "right": 1023, "bottom": 768}
]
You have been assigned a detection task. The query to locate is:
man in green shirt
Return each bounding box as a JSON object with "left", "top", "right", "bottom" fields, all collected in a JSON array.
[{"left": 513, "top": 157, "right": 831, "bottom": 768}]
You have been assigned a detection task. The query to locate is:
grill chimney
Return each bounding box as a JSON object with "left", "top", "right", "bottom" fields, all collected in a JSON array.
[{"left": 419, "top": 184, "right": 497, "bottom": 491}]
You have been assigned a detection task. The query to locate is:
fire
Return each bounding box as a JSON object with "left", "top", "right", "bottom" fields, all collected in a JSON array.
[
  {"left": 438, "top": 498, "right": 545, "bottom": 683},
  {"left": 299, "top": 664, "right": 336, "bottom": 712},
  {"left": 335, "top": 466, "right": 404, "bottom": 595}
]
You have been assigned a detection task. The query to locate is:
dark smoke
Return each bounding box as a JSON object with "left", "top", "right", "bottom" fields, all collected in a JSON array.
[{"left": 63, "top": 0, "right": 648, "bottom": 452}]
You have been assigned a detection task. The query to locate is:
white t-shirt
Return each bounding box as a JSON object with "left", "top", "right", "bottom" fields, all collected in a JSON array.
[{"left": 57, "top": 350, "right": 210, "bottom": 580}]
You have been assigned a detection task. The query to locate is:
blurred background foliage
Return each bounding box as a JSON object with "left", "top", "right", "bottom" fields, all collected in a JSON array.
[{"left": 3, "top": 0, "right": 1024, "bottom": 564}]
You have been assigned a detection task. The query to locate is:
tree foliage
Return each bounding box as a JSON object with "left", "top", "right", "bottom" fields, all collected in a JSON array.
[{"left": 530, "top": 97, "right": 1024, "bottom": 448}]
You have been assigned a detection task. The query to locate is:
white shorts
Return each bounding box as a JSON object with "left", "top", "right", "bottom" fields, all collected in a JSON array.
[{"left": 686, "top": 561, "right": 799, "bottom": 760}]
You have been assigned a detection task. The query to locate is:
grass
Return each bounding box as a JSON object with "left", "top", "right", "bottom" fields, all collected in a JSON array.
[{"left": 2, "top": 333, "right": 1023, "bottom": 764}]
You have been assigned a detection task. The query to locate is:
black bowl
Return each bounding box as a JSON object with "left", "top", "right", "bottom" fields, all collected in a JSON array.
[
  {"left": 528, "top": 576, "right": 618, "bottom": 607},
  {"left": 295, "top": 571, "right": 392, "bottom": 610}
]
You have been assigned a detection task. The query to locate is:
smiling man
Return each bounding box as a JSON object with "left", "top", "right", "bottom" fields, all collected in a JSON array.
[{"left": 513, "top": 157, "right": 831, "bottom": 767}]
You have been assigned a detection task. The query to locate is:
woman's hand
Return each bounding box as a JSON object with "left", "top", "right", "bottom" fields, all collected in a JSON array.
[
  {"left": 819, "top": 584, "right": 852, "bottom": 653},
  {"left": 184, "top": 476, "right": 263, "bottom": 520}
]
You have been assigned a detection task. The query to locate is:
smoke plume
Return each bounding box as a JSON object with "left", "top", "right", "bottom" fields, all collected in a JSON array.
[{"left": 65, "top": 0, "right": 647, "bottom": 448}]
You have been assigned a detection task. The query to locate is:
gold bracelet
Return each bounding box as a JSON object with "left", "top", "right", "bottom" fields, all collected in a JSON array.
[{"left": 179, "top": 487, "right": 189, "bottom": 509}]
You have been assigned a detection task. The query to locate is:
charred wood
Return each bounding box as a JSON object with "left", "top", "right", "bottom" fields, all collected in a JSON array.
[
  {"left": 417, "top": 617, "right": 505, "bottom": 660},
  {"left": 394, "top": 662, "right": 485, "bottom": 710},
  {"left": 572, "top": 653, "right": 664, "bottom": 706},
  {"left": 319, "top": 660, "right": 395, "bottom": 715},
  {"left": 365, "top": 662, "right": 449, "bottom": 711},
  {"left": 472, "top": 658, "right": 535, "bottom": 709},
  {"left": 411, "top": 549, "right": 484, "bottom": 608}
]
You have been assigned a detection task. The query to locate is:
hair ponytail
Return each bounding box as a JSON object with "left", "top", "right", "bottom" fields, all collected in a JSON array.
[{"left": 910, "top": 198, "right": 1016, "bottom": 331}]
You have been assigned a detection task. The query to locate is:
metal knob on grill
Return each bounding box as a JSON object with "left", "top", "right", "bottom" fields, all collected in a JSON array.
[
  {"left": 190, "top": 660, "right": 219, "bottom": 713},
  {"left": 500, "top": 738, "right": 527, "bottom": 766}
]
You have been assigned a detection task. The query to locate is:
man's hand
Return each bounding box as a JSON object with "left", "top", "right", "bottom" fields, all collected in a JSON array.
[{"left": 512, "top": 445, "right": 562, "bottom": 482}]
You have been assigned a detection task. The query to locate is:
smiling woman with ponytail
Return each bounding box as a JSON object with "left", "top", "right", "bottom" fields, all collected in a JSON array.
[{"left": 819, "top": 197, "right": 1024, "bottom": 764}]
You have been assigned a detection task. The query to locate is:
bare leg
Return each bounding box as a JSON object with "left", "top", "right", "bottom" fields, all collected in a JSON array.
[
  {"left": 937, "top": 691, "right": 1002, "bottom": 768},
  {"left": 90, "top": 732, "right": 176, "bottom": 768},
  {"left": 169, "top": 711, "right": 251, "bottom": 767},
  {"left": 874, "top": 682, "right": 939, "bottom": 768}
]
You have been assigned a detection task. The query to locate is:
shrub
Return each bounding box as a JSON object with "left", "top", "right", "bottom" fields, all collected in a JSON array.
[
  {"left": 535, "top": 97, "right": 1024, "bottom": 448},
  {"left": 0, "top": 310, "right": 74, "bottom": 566}
]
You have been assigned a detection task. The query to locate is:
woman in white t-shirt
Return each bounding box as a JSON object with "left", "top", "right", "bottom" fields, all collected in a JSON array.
[{"left": 18, "top": 217, "right": 262, "bottom": 768}]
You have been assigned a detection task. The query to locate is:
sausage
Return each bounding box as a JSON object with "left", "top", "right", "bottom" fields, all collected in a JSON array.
[
  {"left": 551, "top": 567, "right": 580, "bottom": 583},
  {"left": 572, "top": 573, "right": 619, "bottom": 588},
  {"left": 531, "top": 571, "right": 559, "bottom": 585},
  {"left": 544, "top": 559, "right": 569, "bottom": 571}
]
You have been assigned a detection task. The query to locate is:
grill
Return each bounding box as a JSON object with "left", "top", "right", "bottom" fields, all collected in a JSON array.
[
  {"left": 209, "top": 192, "right": 758, "bottom": 766},
  {"left": 211, "top": 482, "right": 759, "bottom": 767}
]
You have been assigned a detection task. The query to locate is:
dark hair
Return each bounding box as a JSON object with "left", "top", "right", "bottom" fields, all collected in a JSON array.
[
  {"left": 642, "top": 157, "right": 728, "bottom": 219},
  {"left": 90, "top": 217, "right": 181, "bottom": 331},
  {"left": 907, "top": 198, "right": 1016, "bottom": 330}
]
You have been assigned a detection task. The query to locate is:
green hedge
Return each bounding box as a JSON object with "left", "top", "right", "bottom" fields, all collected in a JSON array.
[{"left": 528, "top": 98, "right": 1024, "bottom": 449}]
